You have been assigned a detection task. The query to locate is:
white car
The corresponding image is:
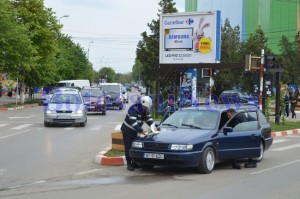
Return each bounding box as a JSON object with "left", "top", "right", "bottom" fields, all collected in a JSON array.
[{"left": 44, "top": 89, "right": 87, "bottom": 127}]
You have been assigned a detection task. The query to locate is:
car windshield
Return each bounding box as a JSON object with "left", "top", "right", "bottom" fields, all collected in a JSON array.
[
  {"left": 162, "top": 109, "right": 219, "bottom": 130},
  {"left": 100, "top": 85, "right": 120, "bottom": 93},
  {"left": 81, "top": 89, "right": 104, "bottom": 97},
  {"left": 50, "top": 93, "right": 82, "bottom": 104}
]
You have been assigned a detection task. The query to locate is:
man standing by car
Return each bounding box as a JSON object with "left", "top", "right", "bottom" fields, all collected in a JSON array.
[
  {"left": 121, "top": 96, "right": 157, "bottom": 171},
  {"left": 226, "top": 108, "right": 257, "bottom": 169}
]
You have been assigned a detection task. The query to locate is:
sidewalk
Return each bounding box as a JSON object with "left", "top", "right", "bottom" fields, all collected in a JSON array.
[
  {"left": 0, "top": 93, "right": 42, "bottom": 103},
  {"left": 0, "top": 93, "right": 42, "bottom": 110}
]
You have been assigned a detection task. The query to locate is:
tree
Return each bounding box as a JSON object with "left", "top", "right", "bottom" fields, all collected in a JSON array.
[
  {"left": 279, "top": 35, "right": 299, "bottom": 85},
  {"left": 98, "top": 67, "right": 116, "bottom": 83},
  {"left": 132, "top": 59, "right": 143, "bottom": 82},
  {"left": 212, "top": 19, "right": 243, "bottom": 96},
  {"left": 0, "top": 0, "right": 37, "bottom": 76},
  {"left": 11, "top": 0, "right": 59, "bottom": 102},
  {"left": 136, "top": 0, "right": 178, "bottom": 90}
]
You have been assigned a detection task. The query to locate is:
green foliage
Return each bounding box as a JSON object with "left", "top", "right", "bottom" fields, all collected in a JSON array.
[
  {"left": 278, "top": 35, "right": 300, "bottom": 85},
  {"left": 136, "top": 0, "right": 178, "bottom": 89},
  {"left": 98, "top": 67, "right": 116, "bottom": 83},
  {"left": 270, "top": 121, "right": 300, "bottom": 132},
  {"left": 0, "top": 0, "right": 37, "bottom": 75},
  {"left": 1, "top": 0, "right": 95, "bottom": 89}
]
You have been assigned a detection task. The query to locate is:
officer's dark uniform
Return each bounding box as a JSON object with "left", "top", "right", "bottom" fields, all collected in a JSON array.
[{"left": 121, "top": 103, "right": 154, "bottom": 169}]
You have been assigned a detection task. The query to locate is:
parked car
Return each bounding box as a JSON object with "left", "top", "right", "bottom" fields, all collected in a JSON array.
[
  {"left": 218, "top": 90, "right": 258, "bottom": 105},
  {"left": 81, "top": 87, "right": 106, "bottom": 115},
  {"left": 130, "top": 104, "right": 272, "bottom": 174},
  {"left": 44, "top": 89, "right": 87, "bottom": 127}
]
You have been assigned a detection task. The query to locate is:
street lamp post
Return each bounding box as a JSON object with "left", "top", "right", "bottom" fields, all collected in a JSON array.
[
  {"left": 58, "top": 14, "right": 69, "bottom": 24},
  {"left": 87, "top": 41, "right": 94, "bottom": 59}
]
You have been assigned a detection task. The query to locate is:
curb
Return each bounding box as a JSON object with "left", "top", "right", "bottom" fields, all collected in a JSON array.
[
  {"left": 96, "top": 129, "right": 300, "bottom": 166},
  {"left": 0, "top": 104, "right": 38, "bottom": 111},
  {"left": 271, "top": 128, "right": 300, "bottom": 137},
  {"left": 94, "top": 146, "right": 126, "bottom": 166},
  {"left": 0, "top": 106, "right": 24, "bottom": 111}
]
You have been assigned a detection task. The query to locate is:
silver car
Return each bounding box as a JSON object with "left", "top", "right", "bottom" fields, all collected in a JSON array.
[{"left": 44, "top": 89, "right": 87, "bottom": 127}]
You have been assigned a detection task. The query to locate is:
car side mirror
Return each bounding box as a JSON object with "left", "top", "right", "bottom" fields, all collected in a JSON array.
[{"left": 223, "top": 127, "right": 233, "bottom": 135}]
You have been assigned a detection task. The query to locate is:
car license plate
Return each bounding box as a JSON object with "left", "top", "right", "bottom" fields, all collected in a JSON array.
[
  {"left": 57, "top": 116, "right": 71, "bottom": 119},
  {"left": 144, "top": 153, "right": 164, "bottom": 159}
]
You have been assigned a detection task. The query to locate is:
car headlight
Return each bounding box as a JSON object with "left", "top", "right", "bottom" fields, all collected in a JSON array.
[
  {"left": 46, "top": 110, "right": 55, "bottom": 114},
  {"left": 75, "top": 109, "right": 83, "bottom": 114},
  {"left": 170, "top": 144, "right": 193, "bottom": 151},
  {"left": 132, "top": 141, "right": 143, "bottom": 148}
]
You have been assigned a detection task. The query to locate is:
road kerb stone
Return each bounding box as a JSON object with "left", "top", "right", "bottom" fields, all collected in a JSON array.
[{"left": 95, "top": 146, "right": 126, "bottom": 166}]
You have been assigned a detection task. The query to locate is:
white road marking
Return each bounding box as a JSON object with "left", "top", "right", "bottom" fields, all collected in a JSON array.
[
  {"left": 271, "top": 143, "right": 300, "bottom": 152},
  {"left": 0, "top": 130, "right": 30, "bottom": 140},
  {"left": 11, "top": 124, "right": 32, "bottom": 130},
  {"left": 251, "top": 159, "right": 300, "bottom": 175},
  {"left": 272, "top": 139, "right": 288, "bottom": 144},
  {"left": 8, "top": 115, "right": 36, "bottom": 119},
  {"left": 0, "top": 124, "right": 9, "bottom": 128},
  {"left": 75, "top": 169, "right": 103, "bottom": 175}
]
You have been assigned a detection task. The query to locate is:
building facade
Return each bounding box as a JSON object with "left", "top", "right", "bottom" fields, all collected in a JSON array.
[{"left": 185, "top": 0, "right": 300, "bottom": 54}]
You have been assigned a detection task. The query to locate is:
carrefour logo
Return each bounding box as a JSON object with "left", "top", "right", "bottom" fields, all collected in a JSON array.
[
  {"left": 164, "top": 18, "right": 194, "bottom": 26},
  {"left": 186, "top": 18, "right": 194, "bottom": 25}
]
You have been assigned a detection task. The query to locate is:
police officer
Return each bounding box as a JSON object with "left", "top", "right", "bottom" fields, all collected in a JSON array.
[{"left": 121, "top": 96, "right": 156, "bottom": 171}]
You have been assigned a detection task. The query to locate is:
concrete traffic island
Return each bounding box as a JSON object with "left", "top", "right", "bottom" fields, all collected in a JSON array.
[{"left": 95, "top": 127, "right": 126, "bottom": 166}]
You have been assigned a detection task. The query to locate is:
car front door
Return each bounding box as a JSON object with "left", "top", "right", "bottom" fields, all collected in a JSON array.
[{"left": 217, "top": 111, "right": 261, "bottom": 160}]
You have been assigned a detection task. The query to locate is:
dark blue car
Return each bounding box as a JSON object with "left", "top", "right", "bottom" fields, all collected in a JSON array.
[{"left": 130, "top": 104, "right": 273, "bottom": 174}]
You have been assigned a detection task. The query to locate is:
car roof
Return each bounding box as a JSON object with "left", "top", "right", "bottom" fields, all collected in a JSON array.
[
  {"left": 182, "top": 103, "right": 259, "bottom": 113},
  {"left": 53, "top": 89, "right": 80, "bottom": 95},
  {"left": 82, "top": 87, "right": 103, "bottom": 90}
]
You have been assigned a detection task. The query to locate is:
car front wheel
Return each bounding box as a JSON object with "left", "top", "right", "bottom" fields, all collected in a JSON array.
[{"left": 197, "top": 147, "right": 215, "bottom": 174}]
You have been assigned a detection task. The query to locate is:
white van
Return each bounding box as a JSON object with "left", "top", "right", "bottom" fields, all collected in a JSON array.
[{"left": 57, "top": 80, "right": 90, "bottom": 89}]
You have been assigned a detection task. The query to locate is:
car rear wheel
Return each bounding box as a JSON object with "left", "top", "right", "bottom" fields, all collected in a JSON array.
[
  {"left": 197, "top": 147, "right": 215, "bottom": 174},
  {"left": 253, "top": 141, "right": 264, "bottom": 162}
]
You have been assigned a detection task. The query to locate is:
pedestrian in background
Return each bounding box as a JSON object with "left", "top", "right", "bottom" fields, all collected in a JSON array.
[{"left": 289, "top": 88, "right": 299, "bottom": 119}]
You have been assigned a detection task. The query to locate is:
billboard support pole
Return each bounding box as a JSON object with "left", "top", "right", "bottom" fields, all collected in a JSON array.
[
  {"left": 209, "top": 68, "right": 213, "bottom": 102},
  {"left": 259, "top": 49, "right": 264, "bottom": 111}
]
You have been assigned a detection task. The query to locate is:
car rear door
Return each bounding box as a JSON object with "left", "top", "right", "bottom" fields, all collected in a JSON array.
[{"left": 218, "top": 111, "right": 261, "bottom": 160}]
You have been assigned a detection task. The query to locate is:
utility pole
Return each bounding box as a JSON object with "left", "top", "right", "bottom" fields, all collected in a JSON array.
[{"left": 260, "top": 49, "right": 265, "bottom": 112}]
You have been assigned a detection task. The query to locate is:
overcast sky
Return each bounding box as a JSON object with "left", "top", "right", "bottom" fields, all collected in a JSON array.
[{"left": 43, "top": 0, "right": 185, "bottom": 74}]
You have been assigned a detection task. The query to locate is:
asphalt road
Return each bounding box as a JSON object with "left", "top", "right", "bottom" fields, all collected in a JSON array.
[{"left": 0, "top": 97, "right": 300, "bottom": 199}]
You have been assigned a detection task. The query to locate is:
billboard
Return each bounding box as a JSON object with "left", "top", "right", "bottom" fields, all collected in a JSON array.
[{"left": 159, "top": 11, "right": 221, "bottom": 64}]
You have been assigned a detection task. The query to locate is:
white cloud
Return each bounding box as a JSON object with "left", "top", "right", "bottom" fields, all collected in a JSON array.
[{"left": 43, "top": 0, "right": 185, "bottom": 73}]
